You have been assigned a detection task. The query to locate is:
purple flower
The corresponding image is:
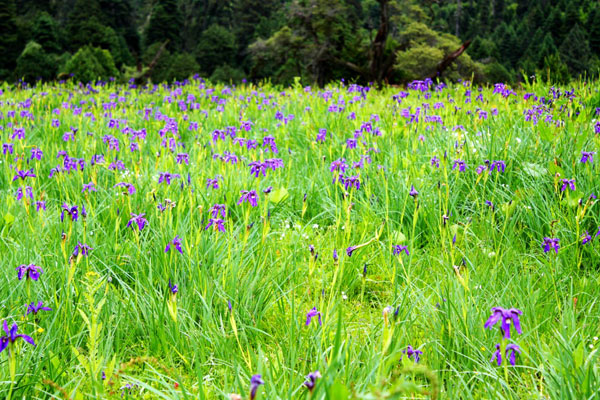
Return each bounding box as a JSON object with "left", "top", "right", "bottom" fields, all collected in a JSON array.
[
  {"left": 484, "top": 307, "right": 523, "bottom": 339},
  {"left": 491, "top": 343, "right": 521, "bottom": 366},
  {"left": 114, "top": 182, "right": 136, "bottom": 195},
  {"left": 561, "top": 179, "right": 575, "bottom": 192},
  {"left": 73, "top": 242, "right": 93, "bottom": 257},
  {"left": 238, "top": 190, "right": 258, "bottom": 207},
  {"left": 316, "top": 129, "right": 326, "bottom": 143},
  {"left": 250, "top": 374, "right": 264, "bottom": 400},
  {"left": 210, "top": 204, "right": 226, "bottom": 218},
  {"left": 409, "top": 185, "right": 418, "bottom": 198},
  {"left": 581, "top": 232, "right": 592, "bottom": 245},
  {"left": 176, "top": 153, "right": 189, "bottom": 165},
  {"left": 158, "top": 172, "right": 181, "bottom": 185},
  {"left": 168, "top": 280, "right": 178, "bottom": 294},
  {"left": 36, "top": 201, "right": 46, "bottom": 212},
  {"left": 401, "top": 345, "right": 423, "bottom": 363},
  {"left": 25, "top": 301, "right": 52, "bottom": 316},
  {"left": 12, "top": 168, "right": 36, "bottom": 181},
  {"left": 82, "top": 182, "right": 96, "bottom": 193},
  {"left": 392, "top": 245, "right": 409, "bottom": 256},
  {"left": 489, "top": 160, "right": 506, "bottom": 173},
  {"left": 205, "top": 218, "right": 226, "bottom": 232},
  {"left": 16, "top": 264, "right": 43, "bottom": 281},
  {"left": 346, "top": 246, "right": 357, "bottom": 257},
  {"left": 60, "top": 204, "right": 79, "bottom": 222},
  {"left": 30, "top": 148, "right": 43, "bottom": 160},
  {"left": 330, "top": 158, "right": 347, "bottom": 174},
  {"left": 453, "top": 159, "right": 466, "bottom": 172},
  {"left": 333, "top": 249, "right": 338, "bottom": 261},
  {"left": 206, "top": 178, "right": 219, "bottom": 189},
  {"left": 430, "top": 156, "right": 440, "bottom": 168},
  {"left": 165, "top": 235, "right": 183, "bottom": 254},
  {"left": 306, "top": 307, "right": 322, "bottom": 326},
  {"left": 0, "top": 321, "right": 35, "bottom": 354},
  {"left": 127, "top": 213, "right": 148, "bottom": 231},
  {"left": 580, "top": 151, "right": 595, "bottom": 164},
  {"left": 542, "top": 237, "right": 560, "bottom": 254},
  {"left": 303, "top": 371, "right": 321, "bottom": 392}
]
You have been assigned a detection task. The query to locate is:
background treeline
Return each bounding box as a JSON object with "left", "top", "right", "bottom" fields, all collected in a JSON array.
[{"left": 0, "top": 0, "right": 598, "bottom": 86}]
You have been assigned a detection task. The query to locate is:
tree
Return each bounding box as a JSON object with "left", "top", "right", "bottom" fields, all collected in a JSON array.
[
  {"left": 559, "top": 24, "right": 591, "bottom": 77},
  {"left": 63, "top": 46, "right": 118, "bottom": 83},
  {"left": 195, "top": 25, "right": 237, "bottom": 75},
  {"left": 166, "top": 53, "right": 199, "bottom": 81},
  {"left": 33, "top": 12, "right": 61, "bottom": 54},
  {"left": 15, "top": 41, "right": 56, "bottom": 82},
  {"left": 0, "top": 0, "right": 19, "bottom": 78},
  {"left": 145, "top": 0, "right": 182, "bottom": 51}
]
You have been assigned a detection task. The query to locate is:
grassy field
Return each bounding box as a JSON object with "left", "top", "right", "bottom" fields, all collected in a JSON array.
[{"left": 0, "top": 77, "right": 599, "bottom": 399}]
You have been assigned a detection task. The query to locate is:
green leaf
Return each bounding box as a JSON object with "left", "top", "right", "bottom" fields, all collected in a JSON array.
[
  {"left": 327, "top": 380, "right": 351, "bottom": 400},
  {"left": 522, "top": 162, "right": 546, "bottom": 178},
  {"left": 392, "top": 230, "right": 406, "bottom": 243},
  {"left": 269, "top": 187, "right": 289, "bottom": 204},
  {"left": 3, "top": 213, "right": 15, "bottom": 225}
]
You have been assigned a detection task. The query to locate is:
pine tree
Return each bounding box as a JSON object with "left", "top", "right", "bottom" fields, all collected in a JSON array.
[
  {"left": 559, "top": 24, "right": 591, "bottom": 77},
  {"left": 587, "top": 6, "right": 600, "bottom": 54},
  {"left": 0, "top": 0, "right": 19, "bottom": 77},
  {"left": 145, "top": 0, "right": 182, "bottom": 51},
  {"left": 33, "top": 12, "right": 61, "bottom": 53}
]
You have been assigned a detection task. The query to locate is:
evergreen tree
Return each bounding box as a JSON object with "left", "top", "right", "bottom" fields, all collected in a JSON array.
[
  {"left": 587, "top": 6, "right": 600, "bottom": 54},
  {"left": 559, "top": 24, "right": 591, "bottom": 77},
  {"left": 0, "top": 0, "right": 19, "bottom": 78},
  {"left": 195, "top": 24, "right": 237, "bottom": 75},
  {"left": 33, "top": 12, "right": 61, "bottom": 54},
  {"left": 145, "top": 0, "right": 182, "bottom": 51},
  {"left": 15, "top": 41, "right": 56, "bottom": 82}
]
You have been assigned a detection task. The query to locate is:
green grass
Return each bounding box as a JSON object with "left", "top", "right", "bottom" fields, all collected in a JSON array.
[{"left": 0, "top": 78, "right": 598, "bottom": 399}]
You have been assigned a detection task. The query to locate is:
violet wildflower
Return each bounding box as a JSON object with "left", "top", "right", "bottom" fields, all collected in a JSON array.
[
  {"left": 430, "top": 156, "right": 440, "bottom": 168},
  {"left": 453, "top": 159, "right": 466, "bottom": 172},
  {"left": 35, "top": 201, "right": 46, "bottom": 212},
  {"left": 333, "top": 249, "right": 338, "bottom": 261},
  {"left": 25, "top": 301, "right": 52, "bottom": 316},
  {"left": 580, "top": 151, "right": 595, "bottom": 164},
  {"left": 127, "top": 213, "right": 148, "bottom": 231},
  {"left": 392, "top": 245, "right": 409, "bottom": 256},
  {"left": 158, "top": 172, "right": 181, "bottom": 185},
  {"left": 489, "top": 160, "right": 506, "bottom": 173},
  {"left": 346, "top": 246, "right": 358, "bottom": 257},
  {"left": 176, "top": 153, "right": 189, "bottom": 165},
  {"left": 316, "top": 128, "right": 326, "bottom": 143},
  {"left": 12, "top": 168, "right": 36, "bottom": 181},
  {"left": 306, "top": 307, "right": 322, "bottom": 326},
  {"left": 238, "top": 190, "right": 258, "bottom": 207},
  {"left": 30, "top": 148, "right": 43, "bottom": 160},
  {"left": 581, "top": 231, "right": 592, "bottom": 245},
  {"left": 210, "top": 204, "right": 226, "bottom": 218},
  {"left": 165, "top": 236, "right": 183, "bottom": 254},
  {"left": 168, "top": 280, "right": 178, "bottom": 294},
  {"left": 491, "top": 343, "right": 521, "bottom": 366},
  {"left": 249, "top": 374, "right": 264, "bottom": 400},
  {"left": 206, "top": 218, "right": 226, "bottom": 232},
  {"left": 61, "top": 204, "right": 79, "bottom": 222},
  {"left": 330, "top": 158, "right": 347, "bottom": 174},
  {"left": 484, "top": 307, "right": 523, "bottom": 339},
  {"left": 73, "top": 242, "right": 93, "bottom": 257},
  {"left": 401, "top": 345, "right": 423, "bottom": 363},
  {"left": 409, "top": 185, "right": 418, "bottom": 198},
  {"left": 114, "top": 182, "right": 136, "bottom": 195},
  {"left": 16, "top": 264, "right": 43, "bottom": 281},
  {"left": 0, "top": 321, "right": 35, "bottom": 353},
  {"left": 82, "top": 182, "right": 96, "bottom": 193},
  {"left": 542, "top": 237, "right": 560, "bottom": 254},
  {"left": 560, "top": 179, "right": 575, "bottom": 191},
  {"left": 304, "top": 371, "right": 321, "bottom": 392}
]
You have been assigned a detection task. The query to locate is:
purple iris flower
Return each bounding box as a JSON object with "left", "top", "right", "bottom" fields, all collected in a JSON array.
[
  {"left": 249, "top": 161, "right": 266, "bottom": 177},
  {"left": 304, "top": 371, "right": 321, "bottom": 392},
  {"left": 238, "top": 190, "right": 258, "bottom": 207},
  {"left": 168, "top": 280, "right": 178, "bottom": 294},
  {"left": 581, "top": 232, "right": 592, "bottom": 245},
  {"left": 401, "top": 345, "right": 423, "bottom": 363},
  {"left": 127, "top": 213, "right": 148, "bottom": 231},
  {"left": 165, "top": 235, "right": 183, "bottom": 254},
  {"left": 581, "top": 151, "right": 595, "bottom": 163},
  {"left": 306, "top": 307, "right": 322, "bottom": 326},
  {"left": 330, "top": 158, "right": 347, "bottom": 174},
  {"left": 484, "top": 307, "right": 523, "bottom": 339},
  {"left": 561, "top": 179, "right": 575, "bottom": 191},
  {"left": 453, "top": 159, "right": 466, "bottom": 172},
  {"left": 26, "top": 301, "right": 52, "bottom": 316},
  {"left": 393, "top": 245, "right": 409, "bottom": 256},
  {"left": 16, "top": 264, "right": 43, "bottom": 281},
  {"left": 542, "top": 237, "right": 560, "bottom": 253},
  {"left": 342, "top": 175, "right": 360, "bottom": 190},
  {"left": 430, "top": 156, "right": 440, "bottom": 168},
  {"left": 158, "top": 172, "right": 181, "bottom": 185},
  {"left": 114, "top": 182, "right": 136, "bottom": 195},
  {"left": 489, "top": 160, "right": 506, "bottom": 173},
  {"left": 210, "top": 204, "right": 226, "bottom": 218},
  {"left": 250, "top": 374, "right": 264, "bottom": 400},
  {"left": 82, "top": 182, "right": 96, "bottom": 193},
  {"left": 30, "top": 148, "right": 43, "bottom": 160},
  {"left": 176, "top": 153, "right": 189, "bottom": 165},
  {"left": 0, "top": 321, "right": 35, "bottom": 354},
  {"left": 316, "top": 129, "right": 326, "bottom": 143},
  {"left": 409, "top": 185, "right": 418, "bottom": 198},
  {"left": 206, "top": 178, "right": 219, "bottom": 189},
  {"left": 73, "top": 242, "right": 93, "bottom": 257},
  {"left": 61, "top": 204, "right": 79, "bottom": 222},
  {"left": 12, "top": 168, "right": 36, "bottom": 181},
  {"left": 205, "top": 218, "right": 226, "bottom": 232},
  {"left": 491, "top": 343, "right": 521, "bottom": 366},
  {"left": 333, "top": 249, "right": 338, "bottom": 261},
  {"left": 36, "top": 201, "right": 46, "bottom": 212},
  {"left": 346, "top": 246, "right": 357, "bottom": 257}
]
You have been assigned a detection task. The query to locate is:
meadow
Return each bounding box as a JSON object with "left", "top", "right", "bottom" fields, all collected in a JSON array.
[{"left": 0, "top": 77, "right": 599, "bottom": 399}]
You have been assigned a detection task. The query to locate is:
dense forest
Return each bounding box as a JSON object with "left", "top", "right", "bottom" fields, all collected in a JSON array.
[{"left": 0, "top": 0, "right": 598, "bottom": 86}]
